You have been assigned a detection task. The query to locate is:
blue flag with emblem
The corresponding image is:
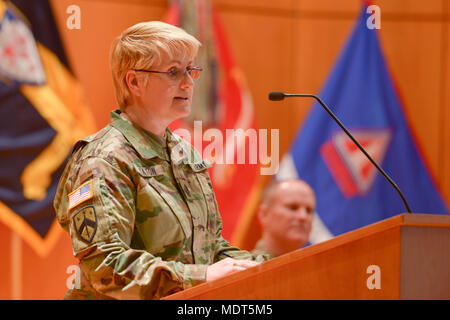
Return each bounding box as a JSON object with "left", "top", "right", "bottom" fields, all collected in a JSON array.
[
  {"left": 0, "top": 0, "right": 95, "bottom": 255},
  {"left": 277, "top": 5, "right": 448, "bottom": 243}
]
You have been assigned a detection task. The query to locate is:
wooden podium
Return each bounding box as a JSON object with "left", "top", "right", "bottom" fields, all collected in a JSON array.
[{"left": 164, "top": 214, "right": 450, "bottom": 300}]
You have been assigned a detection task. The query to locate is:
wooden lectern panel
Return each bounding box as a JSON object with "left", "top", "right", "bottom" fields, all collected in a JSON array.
[
  {"left": 164, "top": 214, "right": 450, "bottom": 300},
  {"left": 400, "top": 215, "right": 450, "bottom": 299}
]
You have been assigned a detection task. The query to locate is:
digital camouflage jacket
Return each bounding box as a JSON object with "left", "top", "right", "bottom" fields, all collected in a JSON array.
[{"left": 54, "top": 110, "right": 265, "bottom": 300}]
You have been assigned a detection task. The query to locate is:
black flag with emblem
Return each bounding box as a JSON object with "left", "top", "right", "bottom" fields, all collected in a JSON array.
[{"left": 0, "top": 0, "right": 96, "bottom": 255}]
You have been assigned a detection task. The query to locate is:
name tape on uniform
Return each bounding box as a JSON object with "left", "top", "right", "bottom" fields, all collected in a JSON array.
[
  {"left": 189, "top": 159, "right": 212, "bottom": 172},
  {"left": 68, "top": 180, "right": 93, "bottom": 210},
  {"left": 138, "top": 165, "right": 165, "bottom": 177}
]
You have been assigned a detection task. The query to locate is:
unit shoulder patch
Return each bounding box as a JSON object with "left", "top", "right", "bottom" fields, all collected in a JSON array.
[{"left": 72, "top": 205, "right": 97, "bottom": 243}]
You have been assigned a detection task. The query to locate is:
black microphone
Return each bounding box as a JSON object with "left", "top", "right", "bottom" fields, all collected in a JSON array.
[
  {"left": 268, "top": 91, "right": 286, "bottom": 101},
  {"left": 268, "top": 91, "right": 412, "bottom": 214}
]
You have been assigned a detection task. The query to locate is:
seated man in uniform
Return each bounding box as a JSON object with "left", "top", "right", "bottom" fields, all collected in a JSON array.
[{"left": 252, "top": 179, "right": 316, "bottom": 258}]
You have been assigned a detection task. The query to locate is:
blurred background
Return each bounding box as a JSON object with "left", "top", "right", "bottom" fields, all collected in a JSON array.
[{"left": 0, "top": 0, "right": 448, "bottom": 299}]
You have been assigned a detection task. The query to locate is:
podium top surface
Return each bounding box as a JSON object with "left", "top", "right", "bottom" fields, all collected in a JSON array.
[
  {"left": 399, "top": 212, "right": 450, "bottom": 225},
  {"left": 164, "top": 213, "right": 449, "bottom": 300}
]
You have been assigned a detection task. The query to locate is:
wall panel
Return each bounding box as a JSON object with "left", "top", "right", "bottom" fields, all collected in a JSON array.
[
  {"left": 216, "top": 9, "right": 296, "bottom": 158},
  {"left": 0, "top": 223, "right": 11, "bottom": 299},
  {"left": 51, "top": 0, "right": 168, "bottom": 128},
  {"left": 21, "top": 233, "right": 76, "bottom": 299},
  {"left": 374, "top": 0, "right": 443, "bottom": 15},
  {"left": 295, "top": 0, "right": 360, "bottom": 13},
  {"left": 216, "top": 0, "right": 293, "bottom": 11},
  {"left": 443, "top": 20, "right": 450, "bottom": 204},
  {"left": 296, "top": 0, "right": 443, "bottom": 15},
  {"left": 378, "top": 20, "right": 443, "bottom": 186},
  {"left": 291, "top": 16, "right": 356, "bottom": 145}
]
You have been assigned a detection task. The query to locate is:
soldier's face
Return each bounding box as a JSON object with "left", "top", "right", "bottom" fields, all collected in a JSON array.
[
  {"left": 140, "top": 53, "right": 195, "bottom": 122},
  {"left": 261, "top": 181, "right": 315, "bottom": 248}
]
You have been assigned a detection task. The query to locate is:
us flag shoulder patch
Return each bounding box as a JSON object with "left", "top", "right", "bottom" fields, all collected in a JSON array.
[{"left": 68, "top": 180, "right": 93, "bottom": 210}]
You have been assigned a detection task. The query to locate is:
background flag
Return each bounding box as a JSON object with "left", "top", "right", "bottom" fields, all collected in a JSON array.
[
  {"left": 165, "top": 0, "right": 261, "bottom": 241},
  {"left": 277, "top": 4, "right": 448, "bottom": 244},
  {"left": 0, "top": 0, "right": 95, "bottom": 256}
]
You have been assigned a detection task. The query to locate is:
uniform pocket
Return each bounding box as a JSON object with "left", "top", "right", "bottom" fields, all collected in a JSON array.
[
  {"left": 187, "top": 161, "right": 218, "bottom": 224},
  {"left": 135, "top": 175, "right": 192, "bottom": 254}
]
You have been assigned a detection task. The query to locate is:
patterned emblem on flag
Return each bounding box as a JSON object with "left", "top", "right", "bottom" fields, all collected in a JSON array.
[
  {"left": 0, "top": 7, "right": 46, "bottom": 85},
  {"left": 72, "top": 205, "right": 97, "bottom": 243},
  {"left": 320, "top": 129, "right": 391, "bottom": 197},
  {"left": 68, "top": 180, "right": 93, "bottom": 210}
]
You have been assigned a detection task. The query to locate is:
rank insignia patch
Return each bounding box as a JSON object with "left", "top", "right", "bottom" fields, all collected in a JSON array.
[{"left": 72, "top": 205, "right": 97, "bottom": 243}]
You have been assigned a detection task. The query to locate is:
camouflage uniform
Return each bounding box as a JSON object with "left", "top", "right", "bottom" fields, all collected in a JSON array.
[
  {"left": 251, "top": 239, "right": 276, "bottom": 259},
  {"left": 54, "top": 110, "right": 265, "bottom": 300}
]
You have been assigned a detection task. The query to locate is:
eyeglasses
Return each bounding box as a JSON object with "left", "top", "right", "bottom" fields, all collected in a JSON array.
[{"left": 134, "top": 66, "right": 203, "bottom": 81}]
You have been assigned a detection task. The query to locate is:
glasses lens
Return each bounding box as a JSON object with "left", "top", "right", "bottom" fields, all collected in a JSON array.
[
  {"left": 168, "top": 68, "right": 183, "bottom": 80},
  {"left": 188, "top": 68, "right": 201, "bottom": 79}
]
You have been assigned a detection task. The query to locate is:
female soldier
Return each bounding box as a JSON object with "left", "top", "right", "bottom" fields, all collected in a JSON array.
[{"left": 54, "top": 21, "right": 263, "bottom": 300}]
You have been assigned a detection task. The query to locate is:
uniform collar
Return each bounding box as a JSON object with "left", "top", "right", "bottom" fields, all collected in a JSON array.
[
  {"left": 110, "top": 109, "right": 169, "bottom": 160},
  {"left": 254, "top": 239, "right": 276, "bottom": 256}
]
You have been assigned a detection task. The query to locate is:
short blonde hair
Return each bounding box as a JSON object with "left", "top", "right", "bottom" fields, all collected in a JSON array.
[{"left": 110, "top": 21, "right": 201, "bottom": 109}]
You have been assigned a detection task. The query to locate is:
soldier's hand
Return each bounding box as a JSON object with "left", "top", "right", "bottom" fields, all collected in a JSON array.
[{"left": 206, "top": 258, "right": 260, "bottom": 282}]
